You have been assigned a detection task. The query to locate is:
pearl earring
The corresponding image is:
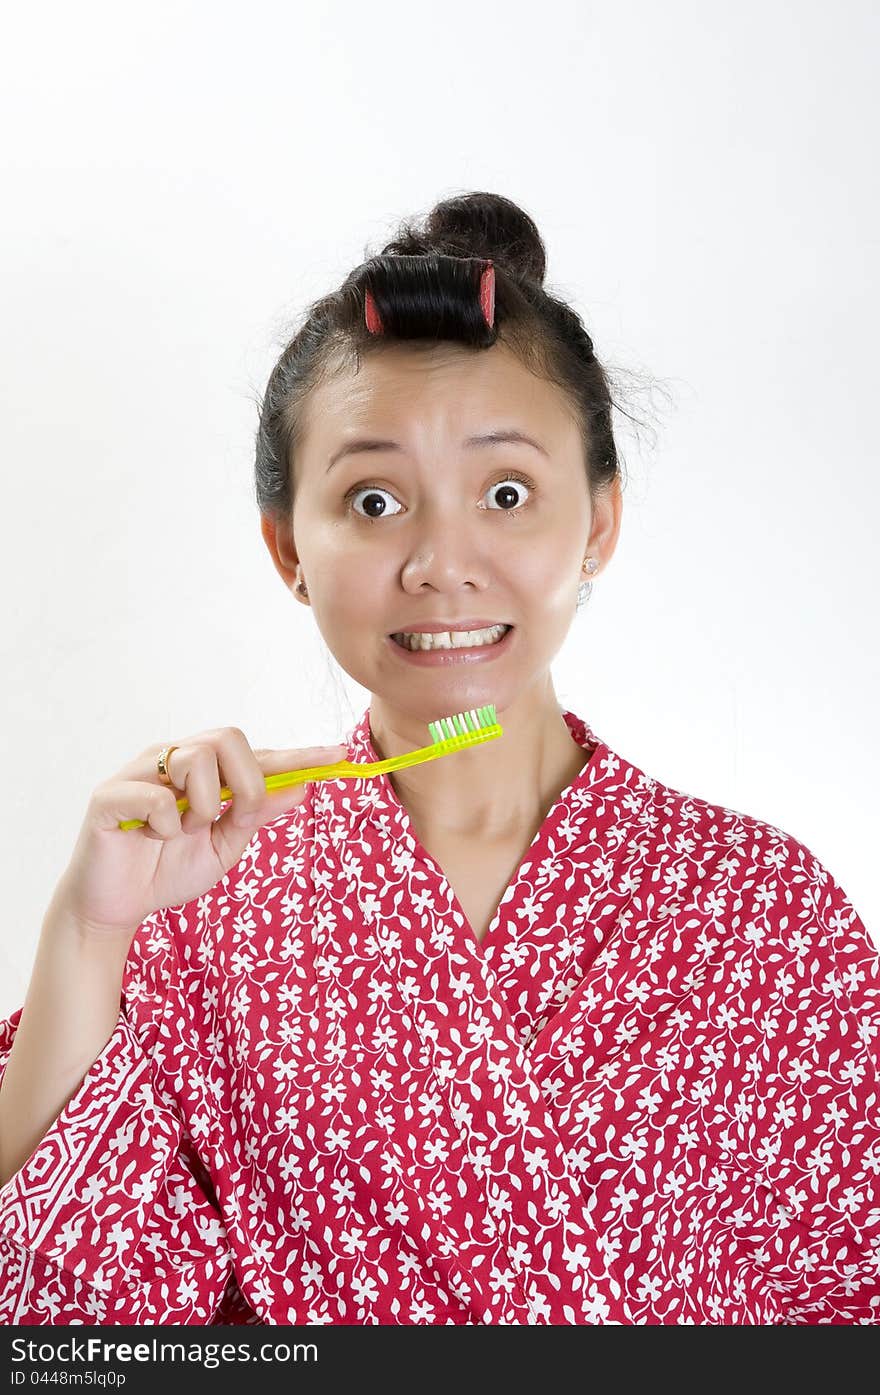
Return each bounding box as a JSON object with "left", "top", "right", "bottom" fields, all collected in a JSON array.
[{"left": 577, "top": 557, "right": 598, "bottom": 608}]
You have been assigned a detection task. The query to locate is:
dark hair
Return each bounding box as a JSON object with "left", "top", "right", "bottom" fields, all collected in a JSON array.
[{"left": 253, "top": 191, "right": 657, "bottom": 520}]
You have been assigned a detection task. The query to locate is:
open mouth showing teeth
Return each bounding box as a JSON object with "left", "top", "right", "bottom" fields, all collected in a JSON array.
[{"left": 390, "top": 624, "right": 512, "bottom": 652}]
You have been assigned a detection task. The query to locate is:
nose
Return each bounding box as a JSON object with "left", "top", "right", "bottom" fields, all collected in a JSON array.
[{"left": 398, "top": 511, "right": 493, "bottom": 595}]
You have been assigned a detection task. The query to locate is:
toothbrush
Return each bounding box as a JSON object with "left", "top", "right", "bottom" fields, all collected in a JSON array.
[{"left": 118, "top": 704, "right": 503, "bottom": 830}]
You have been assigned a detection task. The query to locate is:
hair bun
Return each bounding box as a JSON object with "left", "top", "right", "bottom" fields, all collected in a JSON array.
[{"left": 380, "top": 191, "right": 547, "bottom": 285}]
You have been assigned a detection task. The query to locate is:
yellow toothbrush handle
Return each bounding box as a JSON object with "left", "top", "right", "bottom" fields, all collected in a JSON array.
[{"left": 118, "top": 726, "right": 502, "bottom": 831}]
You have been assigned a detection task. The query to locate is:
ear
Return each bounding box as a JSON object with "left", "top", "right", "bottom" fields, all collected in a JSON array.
[
  {"left": 585, "top": 475, "right": 623, "bottom": 571},
  {"left": 260, "top": 512, "right": 306, "bottom": 599}
]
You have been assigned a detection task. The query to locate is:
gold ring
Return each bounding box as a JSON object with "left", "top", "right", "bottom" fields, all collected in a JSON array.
[{"left": 157, "top": 745, "right": 179, "bottom": 786}]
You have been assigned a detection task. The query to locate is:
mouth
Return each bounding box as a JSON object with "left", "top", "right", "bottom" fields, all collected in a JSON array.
[{"left": 386, "top": 624, "right": 515, "bottom": 665}]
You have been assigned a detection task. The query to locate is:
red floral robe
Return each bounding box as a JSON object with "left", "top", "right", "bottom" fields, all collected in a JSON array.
[{"left": 1, "top": 707, "right": 877, "bottom": 1325}]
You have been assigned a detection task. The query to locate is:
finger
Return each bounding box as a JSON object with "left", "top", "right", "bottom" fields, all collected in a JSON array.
[
  {"left": 139, "top": 730, "right": 251, "bottom": 835},
  {"left": 226, "top": 743, "right": 349, "bottom": 829},
  {"left": 213, "top": 728, "right": 279, "bottom": 830},
  {"left": 253, "top": 743, "right": 348, "bottom": 778},
  {"left": 140, "top": 786, "right": 185, "bottom": 840},
  {"left": 119, "top": 733, "right": 348, "bottom": 832},
  {"left": 171, "top": 745, "right": 223, "bottom": 834},
  {"left": 91, "top": 781, "right": 183, "bottom": 838}
]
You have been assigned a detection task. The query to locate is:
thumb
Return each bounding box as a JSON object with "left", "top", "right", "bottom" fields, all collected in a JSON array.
[
  {"left": 308, "top": 743, "right": 348, "bottom": 760},
  {"left": 255, "top": 743, "right": 348, "bottom": 775}
]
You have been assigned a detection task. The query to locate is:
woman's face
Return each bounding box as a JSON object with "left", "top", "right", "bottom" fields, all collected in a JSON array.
[{"left": 264, "top": 340, "right": 615, "bottom": 721}]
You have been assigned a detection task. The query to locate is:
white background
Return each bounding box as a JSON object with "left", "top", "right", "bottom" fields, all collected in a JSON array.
[{"left": 1, "top": 0, "right": 877, "bottom": 1018}]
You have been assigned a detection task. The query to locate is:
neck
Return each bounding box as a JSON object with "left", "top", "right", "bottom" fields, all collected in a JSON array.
[{"left": 368, "top": 678, "right": 589, "bottom": 842}]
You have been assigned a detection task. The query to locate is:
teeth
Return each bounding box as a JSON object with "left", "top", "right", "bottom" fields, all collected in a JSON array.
[{"left": 393, "top": 624, "right": 509, "bottom": 652}]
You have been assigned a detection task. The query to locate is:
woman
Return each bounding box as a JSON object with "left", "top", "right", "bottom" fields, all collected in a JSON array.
[{"left": 0, "top": 192, "right": 875, "bottom": 1325}]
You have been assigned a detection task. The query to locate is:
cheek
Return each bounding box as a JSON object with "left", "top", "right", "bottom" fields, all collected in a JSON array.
[
  {"left": 512, "top": 536, "right": 585, "bottom": 598},
  {"left": 323, "top": 578, "right": 375, "bottom": 625},
  {"left": 305, "top": 522, "right": 372, "bottom": 580},
  {"left": 311, "top": 548, "right": 392, "bottom": 627}
]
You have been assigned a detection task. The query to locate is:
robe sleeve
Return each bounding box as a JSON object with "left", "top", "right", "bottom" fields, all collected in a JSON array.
[
  {"left": 0, "top": 907, "right": 235, "bottom": 1325},
  {"left": 747, "top": 860, "right": 880, "bottom": 1324}
]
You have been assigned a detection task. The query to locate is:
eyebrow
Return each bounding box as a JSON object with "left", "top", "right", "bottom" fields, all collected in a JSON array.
[{"left": 326, "top": 429, "right": 550, "bottom": 473}]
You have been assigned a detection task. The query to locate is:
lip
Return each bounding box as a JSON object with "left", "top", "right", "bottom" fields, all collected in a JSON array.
[{"left": 385, "top": 625, "right": 515, "bottom": 665}]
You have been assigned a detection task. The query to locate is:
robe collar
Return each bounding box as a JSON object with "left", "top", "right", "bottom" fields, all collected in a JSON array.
[{"left": 320, "top": 704, "right": 653, "bottom": 845}]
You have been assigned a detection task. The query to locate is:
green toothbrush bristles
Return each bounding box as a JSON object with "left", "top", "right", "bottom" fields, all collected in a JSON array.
[{"left": 428, "top": 704, "right": 497, "bottom": 745}]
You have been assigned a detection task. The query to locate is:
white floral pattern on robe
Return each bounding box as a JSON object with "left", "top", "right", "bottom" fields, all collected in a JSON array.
[{"left": 0, "top": 707, "right": 877, "bottom": 1324}]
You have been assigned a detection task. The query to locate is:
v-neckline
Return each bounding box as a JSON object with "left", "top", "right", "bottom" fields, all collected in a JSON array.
[
  {"left": 327, "top": 716, "right": 640, "bottom": 1321},
  {"left": 365, "top": 710, "right": 600, "bottom": 963}
]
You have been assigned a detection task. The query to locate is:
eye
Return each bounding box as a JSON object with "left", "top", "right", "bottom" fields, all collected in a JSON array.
[
  {"left": 345, "top": 473, "right": 535, "bottom": 522},
  {"left": 347, "top": 486, "right": 403, "bottom": 520},
  {"left": 482, "top": 473, "right": 534, "bottom": 512}
]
